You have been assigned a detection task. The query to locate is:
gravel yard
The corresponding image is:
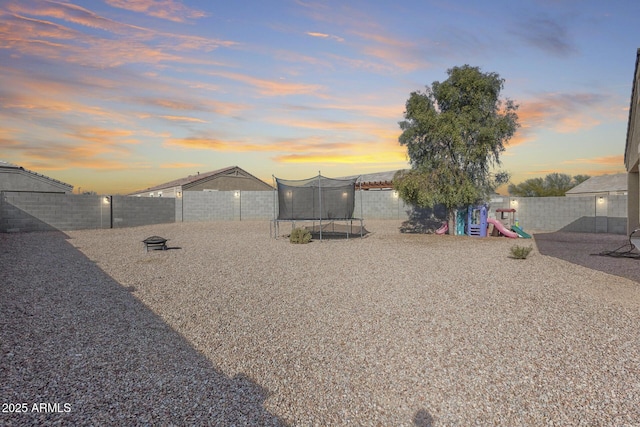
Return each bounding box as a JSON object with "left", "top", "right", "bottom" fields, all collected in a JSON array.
[{"left": 2, "top": 220, "right": 640, "bottom": 426}]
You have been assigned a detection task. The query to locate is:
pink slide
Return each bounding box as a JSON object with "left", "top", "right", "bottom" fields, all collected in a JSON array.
[
  {"left": 435, "top": 222, "right": 448, "bottom": 235},
  {"left": 487, "top": 218, "right": 519, "bottom": 238}
]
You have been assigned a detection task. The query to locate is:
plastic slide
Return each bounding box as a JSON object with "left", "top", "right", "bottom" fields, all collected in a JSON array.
[
  {"left": 511, "top": 225, "right": 532, "bottom": 239},
  {"left": 435, "top": 222, "right": 448, "bottom": 235},
  {"left": 487, "top": 218, "right": 519, "bottom": 238}
]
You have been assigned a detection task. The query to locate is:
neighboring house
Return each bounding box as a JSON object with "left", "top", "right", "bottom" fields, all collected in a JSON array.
[
  {"left": 0, "top": 160, "right": 73, "bottom": 193},
  {"left": 129, "top": 165, "right": 272, "bottom": 197},
  {"left": 565, "top": 174, "right": 627, "bottom": 197},
  {"left": 625, "top": 48, "right": 640, "bottom": 232}
]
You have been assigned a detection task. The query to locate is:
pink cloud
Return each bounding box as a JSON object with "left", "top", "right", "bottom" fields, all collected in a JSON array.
[
  {"left": 306, "top": 31, "right": 344, "bottom": 42},
  {"left": 105, "top": 0, "right": 207, "bottom": 22},
  {"left": 160, "top": 162, "right": 205, "bottom": 169},
  {"left": 207, "top": 71, "right": 325, "bottom": 97},
  {"left": 1, "top": 2, "right": 237, "bottom": 70},
  {"left": 563, "top": 155, "right": 624, "bottom": 166}
]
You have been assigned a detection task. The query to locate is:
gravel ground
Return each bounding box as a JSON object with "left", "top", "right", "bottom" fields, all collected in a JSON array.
[
  {"left": 2, "top": 220, "right": 640, "bottom": 426},
  {"left": 534, "top": 231, "right": 640, "bottom": 284}
]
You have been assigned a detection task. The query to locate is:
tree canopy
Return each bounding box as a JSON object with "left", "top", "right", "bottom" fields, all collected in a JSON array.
[
  {"left": 394, "top": 65, "right": 519, "bottom": 217},
  {"left": 508, "top": 173, "right": 590, "bottom": 197}
]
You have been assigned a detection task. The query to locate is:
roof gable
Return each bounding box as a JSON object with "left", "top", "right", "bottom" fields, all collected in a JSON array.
[
  {"left": 130, "top": 166, "right": 270, "bottom": 194},
  {"left": 0, "top": 160, "right": 74, "bottom": 191},
  {"left": 565, "top": 174, "right": 627, "bottom": 194}
]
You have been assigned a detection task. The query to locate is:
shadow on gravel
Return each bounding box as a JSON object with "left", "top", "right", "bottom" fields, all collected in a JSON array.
[
  {"left": 400, "top": 205, "right": 447, "bottom": 234},
  {"left": 413, "top": 408, "right": 434, "bottom": 426},
  {"left": 0, "top": 231, "right": 286, "bottom": 426},
  {"left": 534, "top": 231, "right": 640, "bottom": 283}
]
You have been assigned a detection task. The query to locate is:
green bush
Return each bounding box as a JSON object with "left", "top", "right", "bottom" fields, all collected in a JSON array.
[
  {"left": 290, "top": 228, "right": 312, "bottom": 244},
  {"left": 510, "top": 244, "right": 533, "bottom": 259}
]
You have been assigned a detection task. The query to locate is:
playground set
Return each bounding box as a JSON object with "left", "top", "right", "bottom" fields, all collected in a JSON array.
[{"left": 435, "top": 205, "right": 532, "bottom": 239}]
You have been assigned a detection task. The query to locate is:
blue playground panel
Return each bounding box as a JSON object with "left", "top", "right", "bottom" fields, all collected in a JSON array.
[
  {"left": 456, "top": 210, "right": 466, "bottom": 235},
  {"left": 467, "top": 205, "right": 488, "bottom": 237}
]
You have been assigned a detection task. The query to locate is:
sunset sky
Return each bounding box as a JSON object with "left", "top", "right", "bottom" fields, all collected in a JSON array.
[{"left": 1, "top": 0, "right": 637, "bottom": 195}]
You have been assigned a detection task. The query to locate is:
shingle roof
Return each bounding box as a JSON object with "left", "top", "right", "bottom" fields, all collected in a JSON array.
[
  {"left": 133, "top": 166, "right": 238, "bottom": 193},
  {"left": 565, "top": 173, "right": 627, "bottom": 194},
  {"left": 0, "top": 160, "right": 22, "bottom": 169},
  {"left": 129, "top": 165, "right": 272, "bottom": 194},
  {"left": 0, "top": 160, "right": 74, "bottom": 189}
]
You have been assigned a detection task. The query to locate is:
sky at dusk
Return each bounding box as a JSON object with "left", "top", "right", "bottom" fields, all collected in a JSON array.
[{"left": 0, "top": 0, "right": 638, "bottom": 194}]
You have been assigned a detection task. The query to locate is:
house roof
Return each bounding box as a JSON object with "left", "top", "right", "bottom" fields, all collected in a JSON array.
[
  {"left": 565, "top": 173, "right": 627, "bottom": 194},
  {"left": 130, "top": 166, "right": 270, "bottom": 194},
  {"left": 0, "top": 160, "right": 21, "bottom": 169},
  {"left": 0, "top": 160, "right": 74, "bottom": 190},
  {"left": 624, "top": 48, "right": 640, "bottom": 172}
]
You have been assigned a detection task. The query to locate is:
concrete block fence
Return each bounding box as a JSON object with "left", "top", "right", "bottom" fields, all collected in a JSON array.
[
  {"left": 490, "top": 194, "right": 627, "bottom": 234},
  {"left": 0, "top": 192, "right": 174, "bottom": 233},
  {"left": 0, "top": 190, "right": 629, "bottom": 234}
]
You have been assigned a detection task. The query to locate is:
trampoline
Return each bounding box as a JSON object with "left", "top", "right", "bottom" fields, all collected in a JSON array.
[{"left": 271, "top": 173, "right": 365, "bottom": 240}]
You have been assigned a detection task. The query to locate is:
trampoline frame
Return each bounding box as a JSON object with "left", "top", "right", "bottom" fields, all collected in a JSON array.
[{"left": 271, "top": 172, "right": 365, "bottom": 241}]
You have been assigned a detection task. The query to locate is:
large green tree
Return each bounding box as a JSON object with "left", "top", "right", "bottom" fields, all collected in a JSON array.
[
  {"left": 508, "top": 173, "right": 590, "bottom": 196},
  {"left": 394, "top": 65, "right": 519, "bottom": 232}
]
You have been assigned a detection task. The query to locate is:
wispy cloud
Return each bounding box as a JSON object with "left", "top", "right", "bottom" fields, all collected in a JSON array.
[
  {"left": 306, "top": 31, "right": 344, "bottom": 42},
  {"left": 105, "top": 0, "right": 207, "bottom": 22},
  {"left": 295, "top": 0, "right": 430, "bottom": 73},
  {"left": 7, "top": 138, "right": 138, "bottom": 171},
  {"left": 511, "top": 14, "right": 578, "bottom": 56},
  {"left": 350, "top": 30, "right": 429, "bottom": 72},
  {"left": 206, "top": 70, "right": 325, "bottom": 97},
  {"left": 269, "top": 133, "right": 406, "bottom": 165},
  {"left": 1, "top": 1, "right": 237, "bottom": 69},
  {"left": 163, "top": 130, "right": 407, "bottom": 168},
  {"left": 157, "top": 115, "right": 208, "bottom": 123},
  {"left": 513, "top": 92, "right": 609, "bottom": 146},
  {"left": 273, "top": 149, "right": 406, "bottom": 165},
  {"left": 5, "top": 0, "right": 145, "bottom": 35},
  {"left": 160, "top": 162, "right": 205, "bottom": 169},
  {"left": 563, "top": 155, "right": 624, "bottom": 166},
  {"left": 66, "top": 126, "right": 138, "bottom": 145},
  {"left": 163, "top": 136, "right": 271, "bottom": 152}
]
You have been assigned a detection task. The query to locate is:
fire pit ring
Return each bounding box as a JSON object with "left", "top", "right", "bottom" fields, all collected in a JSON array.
[{"left": 142, "top": 236, "right": 168, "bottom": 252}]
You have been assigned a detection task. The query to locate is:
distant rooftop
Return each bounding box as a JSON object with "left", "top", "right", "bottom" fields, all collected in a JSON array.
[
  {"left": 129, "top": 165, "right": 272, "bottom": 194},
  {"left": 0, "top": 160, "right": 21, "bottom": 169},
  {"left": 565, "top": 173, "right": 627, "bottom": 195},
  {"left": 133, "top": 166, "right": 239, "bottom": 194},
  {"left": 0, "top": 160, "right": 74, "bottom": 189}
]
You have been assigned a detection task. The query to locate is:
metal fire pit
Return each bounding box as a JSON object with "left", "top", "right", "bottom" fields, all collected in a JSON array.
[{"left": 142, "top": 236, "right": 168, "bottom": 252}]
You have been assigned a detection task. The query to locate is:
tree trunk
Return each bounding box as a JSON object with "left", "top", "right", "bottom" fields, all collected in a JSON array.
[{"left": 448, "top": 208, "right": 456, "bottom": 235}]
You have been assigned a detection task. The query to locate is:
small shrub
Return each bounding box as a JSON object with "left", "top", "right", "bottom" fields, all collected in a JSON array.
[
  {"left": 290, "top": 227, "right": 312, "bottom": 244},
  {"left": 510, "top": 244, "right": 533, "bottom": 259}
]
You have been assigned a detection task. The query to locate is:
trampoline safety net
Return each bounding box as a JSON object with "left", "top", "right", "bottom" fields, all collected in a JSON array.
[{"left": 275, "top": 175, "right": 357, "bottom": 220}]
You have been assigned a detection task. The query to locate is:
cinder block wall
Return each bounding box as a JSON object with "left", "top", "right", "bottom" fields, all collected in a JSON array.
[
  {"left": 238, "top": 191, "right": 277, "bottom": 220},
  {"left": 0, "top": 192, "right": 111, "bottom": 232},
  {"left": 0, "top": 190, "right": 629, "bottom": 234},
  {"left": 181, "top": 190, "right": 412, "bottom": 221},
  {"left": 355, "top": 190, "right": 409, "bottom": 219},
  {"left": 183, "top": 191, "right": 236, "bottom": 221},
  {"left": 490, "top": 195, "right": 627, "bottom": 234},
  {"left": 0, "top": 192, "right": 176, "bottom": 232},
  {"left": 111, "top": 196, "right": 175, "bottom": 228}
]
